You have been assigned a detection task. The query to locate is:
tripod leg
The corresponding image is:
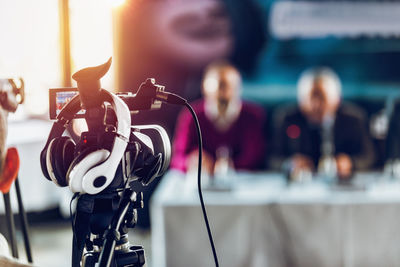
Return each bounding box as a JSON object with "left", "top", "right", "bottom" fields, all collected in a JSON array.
[
  {"left": 14, "top": 178, "right": 33, "bottom": 263},
  {"left": 3, "top": 192, "right": 18, "bottom": 258}
]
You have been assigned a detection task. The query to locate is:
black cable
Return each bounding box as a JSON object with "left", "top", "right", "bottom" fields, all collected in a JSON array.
[
  {"left": 185, "top": 102, "right": 220, "bottom": 267},
  {"left": 159, "top": 92, "right": 220, "bottom": 266},
  {"left": 117, "top": 173, "right": 130, "bottom": 208}
]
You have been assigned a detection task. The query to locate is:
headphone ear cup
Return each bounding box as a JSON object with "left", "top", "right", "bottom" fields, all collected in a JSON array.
[
  {"left": 66, "top": 146, "right": 99, "bottom": 180},
  {"left": 52, "top": 137, "right": 75, "bottom": 187},
  {"left": 45, "top": 138, "right": 62, "bottom": 186},
  {"left": 40, "top": 146, "right": 51, "bottom": 181},
  {"left": 46, "top": 137, "right": 75, "bottom": 187},
  {"left": 67, "top": 147, "right": 110, "bottom": 193}
]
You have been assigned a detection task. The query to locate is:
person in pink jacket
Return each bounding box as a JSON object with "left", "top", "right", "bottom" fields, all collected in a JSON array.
[{"left": 171, "top": 61, "right": 266, "bottom": 175}]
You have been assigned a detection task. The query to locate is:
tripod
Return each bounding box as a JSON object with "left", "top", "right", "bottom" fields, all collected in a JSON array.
[{"left": 72, "top": 183, "right": 146, "bottom": 267}]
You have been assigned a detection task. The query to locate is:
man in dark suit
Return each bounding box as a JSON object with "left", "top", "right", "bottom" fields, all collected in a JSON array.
[
  {"left": 272, "top": 67, "right": 375, "bottom": 180},
  {"left": 386, "top": 101, "right": 400, "bottom": 161}
]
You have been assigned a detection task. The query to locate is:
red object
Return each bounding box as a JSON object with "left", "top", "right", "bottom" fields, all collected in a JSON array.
[
  {"left": 0, "top": 147, "right": 20, "bottom": 193},
  {"left": 287, "top": 124, "right": 301, "bottom": 139}
]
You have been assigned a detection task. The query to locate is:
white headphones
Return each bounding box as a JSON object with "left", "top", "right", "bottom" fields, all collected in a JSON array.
[{"left": 41, "top": 90, "right": 131, "bottom": 195}]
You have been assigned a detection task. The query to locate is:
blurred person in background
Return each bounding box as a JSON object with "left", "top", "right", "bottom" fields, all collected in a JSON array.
[
  {"left": 171, "top": 61, "right": 266, "bottom": 176},
  {"left": 384, "top": 100, "right": 400, "bottom": 176},
  {"left": 116, "top": 0, "right": 266, "bottom": 228},
  {"left": 272, "top": 67, "right": 375, "bottom": 181}
]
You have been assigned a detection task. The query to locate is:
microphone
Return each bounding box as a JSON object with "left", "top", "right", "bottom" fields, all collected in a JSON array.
[{"left": 118, "top": 78, "right": 186, "bottom": 111}]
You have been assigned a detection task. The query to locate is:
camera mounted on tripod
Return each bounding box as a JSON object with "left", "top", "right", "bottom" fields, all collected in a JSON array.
[
  {"left": 41, "top": 57, "right": 171, "bottom": 195},
  {"left": 40, "top": 58, "right": 173, "bottom": 267}
]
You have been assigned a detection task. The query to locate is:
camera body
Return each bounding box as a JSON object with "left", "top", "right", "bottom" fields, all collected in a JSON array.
[
  {"left": 45, "top": 86, "right": 171, "bottom": 193},
  {"left": 42, "top": 59, "right": 172, "bottom": 196}
]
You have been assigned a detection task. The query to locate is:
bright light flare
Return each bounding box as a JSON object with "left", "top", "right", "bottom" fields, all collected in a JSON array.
[{"left": 109, "top": 0, "right": 126, "bottom": 7}]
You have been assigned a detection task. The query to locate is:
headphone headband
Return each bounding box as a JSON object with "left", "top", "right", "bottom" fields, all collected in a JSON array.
[
  {"left": 57, "top": 94, "right": 81, "bottom": 121},
  {"left": 50, "top": 89, "right": 130, "bottom": 138},
  {"left": 41, "top": 88, "right": 131, "bottom": 194}
]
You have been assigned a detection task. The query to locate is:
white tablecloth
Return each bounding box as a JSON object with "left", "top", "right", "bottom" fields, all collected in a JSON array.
[{"left": 151, "top": 171, "right": 400, "bottom": 267}]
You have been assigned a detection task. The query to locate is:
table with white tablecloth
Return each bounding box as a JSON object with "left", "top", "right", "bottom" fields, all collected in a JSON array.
[{"left": 151, "top": 170, "right": 400, "bottom": 267}]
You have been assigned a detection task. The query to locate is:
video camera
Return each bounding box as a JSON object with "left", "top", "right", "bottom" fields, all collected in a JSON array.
[
  {"left": 40, "top": 58, "right": 177, "bottom": 267},
  {"left": 43, "top": 59, "right": 171, "bottom": 194}
]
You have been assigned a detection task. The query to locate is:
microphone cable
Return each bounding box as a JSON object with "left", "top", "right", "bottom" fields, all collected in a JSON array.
[
  {"left": 157, "top": 92, "right": 220, "bottom": 267},
  {"left": 185, "top": 102, "right": 220, "bottom": 267}
]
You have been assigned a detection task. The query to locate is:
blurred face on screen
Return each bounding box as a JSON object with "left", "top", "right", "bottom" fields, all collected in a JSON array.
[
  {"left": 120, "top": 0, "right": 233, "bottom": 69},
  {"left": 300, "top": 77, "right": 340, "bottom": 124}
]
